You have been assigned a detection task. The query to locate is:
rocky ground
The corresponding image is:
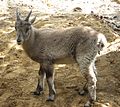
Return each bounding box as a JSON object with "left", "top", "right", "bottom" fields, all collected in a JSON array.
[{"left": 0, "top": 3, "right": 120, "bottom": 107}]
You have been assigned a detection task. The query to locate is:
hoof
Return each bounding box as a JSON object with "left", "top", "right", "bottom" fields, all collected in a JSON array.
[
  {"left": 46, "top": 95, "right": 55, "bottom": 102},
  {"left": 46, "top": 98, "right": 54, "bottom": 102},
  {"left": 84, "top": 105, "right": 91, "bottom": 107},
  {"left": 79, "top": 90, "right": 88, "bottom": 96},
  {"left": 84, "top": 104, "right": 91, "bottom": 107},
  {"left": 32, "top": 91, "right": 43, "bottom": 96},
  {"left": 33, "top": 91, "right": 40, "bottom": 95},
  {"left": 33, "top": 86, "right": 44, "bottom": 96},
  {"left": 84, "top": 101, "right": 93, "bottom": 107}
]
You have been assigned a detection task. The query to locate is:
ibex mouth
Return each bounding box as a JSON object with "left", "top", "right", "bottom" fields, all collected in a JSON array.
[
  {"left": 17, "top": 42, "right": 22, "bottom": 45},
  {"left": 17, "top": 39, "right": 22, "bottom": 45}
]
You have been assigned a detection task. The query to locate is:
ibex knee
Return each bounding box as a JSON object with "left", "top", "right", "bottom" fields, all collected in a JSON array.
[
  {"left": 40, "top": 63, "right": 53, "bottom": 78},
  {"left": 88, "top": 76, "right": 97, "bottom": 85}
]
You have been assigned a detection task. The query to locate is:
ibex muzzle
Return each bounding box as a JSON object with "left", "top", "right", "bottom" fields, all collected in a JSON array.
[{"left": 15, "top": 9, "right": 107, "bottom": 107}]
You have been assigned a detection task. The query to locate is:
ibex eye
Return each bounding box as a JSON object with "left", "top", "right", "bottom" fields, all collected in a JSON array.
[{"left": 15, "top": 26, "right": 17, "bottom": 30}]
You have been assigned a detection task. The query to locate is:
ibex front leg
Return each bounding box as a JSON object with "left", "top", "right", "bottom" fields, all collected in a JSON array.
[
  {"left": 34, "top": 64, "right": 46, "bottom": 95},
  {"left": 45, "top": 63, "right": 56, "bottom": 101},
  {"left": 34, "top": 63, "right": 56, "bottom": 101}
]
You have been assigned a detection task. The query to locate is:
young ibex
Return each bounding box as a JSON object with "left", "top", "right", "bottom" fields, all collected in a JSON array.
[{"left": 15, "top": 9, "right": 107, "bottom": 107}]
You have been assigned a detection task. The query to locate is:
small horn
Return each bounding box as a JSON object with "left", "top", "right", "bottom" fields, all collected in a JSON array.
[
  {"left": 16, "top": 8, "right": 21, "bottom": 20},
  {"left": 25, "top": 10, "right": 32, "bottom": 21}
]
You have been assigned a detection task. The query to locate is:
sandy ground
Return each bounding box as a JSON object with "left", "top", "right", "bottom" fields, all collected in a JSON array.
[{"left": 0, "top": 7, "right": 120, "bottom": 107}]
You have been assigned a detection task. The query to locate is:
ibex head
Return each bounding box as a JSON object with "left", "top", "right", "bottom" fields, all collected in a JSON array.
[{"left": 15, "top": 9, "right": 36, "bottom": 45}]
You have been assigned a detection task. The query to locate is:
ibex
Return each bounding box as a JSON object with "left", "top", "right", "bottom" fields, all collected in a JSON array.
[{"left": 15, "top": 9, "right": 107, "bottom": 107}]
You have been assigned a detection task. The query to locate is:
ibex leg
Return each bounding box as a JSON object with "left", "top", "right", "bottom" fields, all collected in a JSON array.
[
  {"left": 76, "top": 53, "right": 97, "bottom": 107},
  {"left": 45, "top": 63, "right": 56, "bottom": 101},
  {"left": 34, "top": 64, "right": 46, "bottom": 95}
]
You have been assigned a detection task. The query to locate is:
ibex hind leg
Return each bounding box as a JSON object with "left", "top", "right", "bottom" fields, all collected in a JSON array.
[
  {"left": 83, "top": 63, "right": 97, "bottom": 107},
  {"left": 34, "top": 64, "right": 46, "bottom": 95},
  {"left": 76, "top": 54, "right": 97, "bottom": 107},
  {"left": 79, "top": 63, "right": 97, "bottom": 96}
]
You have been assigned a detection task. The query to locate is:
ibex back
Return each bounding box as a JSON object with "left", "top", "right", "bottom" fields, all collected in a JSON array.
[{"left": 15, "top": 9, "right": 107, "bottom": 107}]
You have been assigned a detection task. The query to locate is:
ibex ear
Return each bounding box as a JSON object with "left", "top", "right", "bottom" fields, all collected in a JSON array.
[{"left": 30, "top": 16, "right": 36, "bottom": 24}]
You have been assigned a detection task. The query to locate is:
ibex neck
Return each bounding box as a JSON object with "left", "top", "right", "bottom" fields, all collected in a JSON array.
[{"left": 22, "top": 27, "right": 35, "bottom": 56}]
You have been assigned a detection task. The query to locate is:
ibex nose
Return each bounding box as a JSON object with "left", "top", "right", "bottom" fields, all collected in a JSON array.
[
  {"left": 17, "top": 39, "right": 21, "bottom": 43},
  {"left": 17, "top": 39, "right": 22, "bottom": 45}
]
